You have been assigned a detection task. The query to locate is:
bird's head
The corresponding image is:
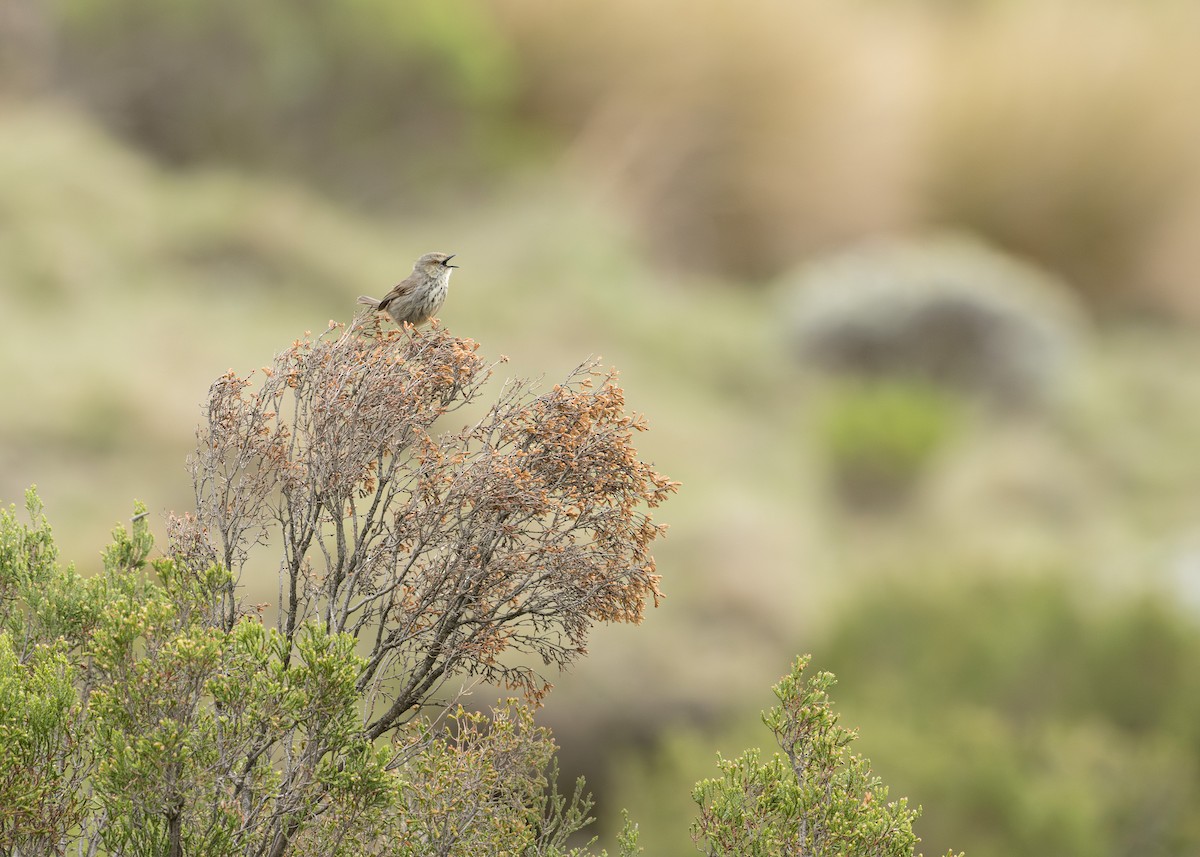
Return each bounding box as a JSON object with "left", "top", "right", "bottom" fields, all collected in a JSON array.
[{"left": 415, "top": 252, "right": 458, "bottom": 278}]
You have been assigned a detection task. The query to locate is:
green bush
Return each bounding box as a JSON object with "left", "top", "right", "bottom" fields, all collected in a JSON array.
[{"left": 692, "top": 656, "right": 960, "bottom": 857}]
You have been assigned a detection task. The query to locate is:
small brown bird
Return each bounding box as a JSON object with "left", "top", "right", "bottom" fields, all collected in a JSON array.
[{"left": 358, "top": 252, "right": 458, "bottom": 327}]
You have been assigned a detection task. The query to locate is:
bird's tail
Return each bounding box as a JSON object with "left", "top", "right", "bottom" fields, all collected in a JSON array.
[{"left": 357, "top": 295, "right": 381, "bottom": 310}]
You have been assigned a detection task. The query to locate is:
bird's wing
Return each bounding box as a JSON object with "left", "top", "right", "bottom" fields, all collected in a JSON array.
[{"left": 377, "top": 280, "right": 415, "bottom": 311}]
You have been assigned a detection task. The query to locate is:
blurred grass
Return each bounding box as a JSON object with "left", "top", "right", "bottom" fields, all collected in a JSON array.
[
  {"left": 928, "top": 1, "right": 1200, "bottom": 312},
  {"left": 494, "top": 0, "right": 1200, "bottom": 316}
]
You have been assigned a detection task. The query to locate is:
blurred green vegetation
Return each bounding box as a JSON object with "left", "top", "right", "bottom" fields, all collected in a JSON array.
[
  {"left": 47, "top": 0, "right": 529, "bottom": 205},
  {"left": 608, "top": 577, "right": 1200, "bottom": 857},
  {"left": 3, "top": 0, "right": 1200, "bottom": 853},
  {"left": 820, "top": 578, "right": 1200, "bottom": 857},
  {"left": 816, "top": 381, "right": 960, "bottom": 508}
]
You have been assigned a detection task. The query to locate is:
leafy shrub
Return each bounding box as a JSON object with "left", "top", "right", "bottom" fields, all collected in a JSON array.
[
  {"left": 0, "top": 630, "right": 87, "bottom": 851},
  {"left": 692, "top": 655, "right": 960, "bottom": 857}
]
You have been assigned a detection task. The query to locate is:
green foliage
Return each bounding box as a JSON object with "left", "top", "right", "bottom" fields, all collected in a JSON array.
[
  {"left": 0, "top": 474, "right": 648, "bottom": 856},
  {"left": 0, "top": 488, "right": 95, "bottom": 650},
  {"left": 0, "top": 491, "right": 95, "bottom": 851},
  {"left": 692, "top": 656, "right": 959, "bottom": 857},
  {"left": 385, "top": 702, "right": 600, "bottom": 857},
  {"left": 81, "top": 513, "right": 398, "bottom": 856},
  {"left": 0, "top": 634, "right": 87, "bottom": 851},
  {"left": 816, "top": 382, "right": 959, "bottom": 507}
]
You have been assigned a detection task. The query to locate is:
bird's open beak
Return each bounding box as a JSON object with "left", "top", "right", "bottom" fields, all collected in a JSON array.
[{"left": 443, "top": 254, "right": 458, "bottom": 268}]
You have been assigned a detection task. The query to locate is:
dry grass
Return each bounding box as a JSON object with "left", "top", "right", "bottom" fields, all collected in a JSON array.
[
  {"left": 496, "top": 0, "right": 927, "bottom": 278},
  {"left": 928, "top": 1, "right": 1200, "bottom": 314},
  {"left": 495, "top": 0, "right": 1200, "bottom": 316}
]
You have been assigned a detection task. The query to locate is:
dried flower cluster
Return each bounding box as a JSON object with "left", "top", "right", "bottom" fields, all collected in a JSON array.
[{"left": 180, "top": 322, "right": 676, "bottom": 738}]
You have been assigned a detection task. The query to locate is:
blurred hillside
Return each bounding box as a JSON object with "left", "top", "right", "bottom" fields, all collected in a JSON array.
[
  {"left": 3, "top": 1, "right": 1200, "bottom": 854},
  {"left": 495, "top": 0, "right": 1200, "bottom": 315},
  {"left": 7, "top": 0, "right": 1200, "bottom": 315}
]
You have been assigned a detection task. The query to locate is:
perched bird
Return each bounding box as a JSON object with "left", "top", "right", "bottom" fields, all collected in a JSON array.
[{"left": 358, "top": 252, "right": 458, "bottom": 327}]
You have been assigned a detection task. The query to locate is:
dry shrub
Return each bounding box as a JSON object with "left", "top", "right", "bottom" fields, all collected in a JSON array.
[{"left": 182, "top": 321, "right": 676, "bottom": 738}]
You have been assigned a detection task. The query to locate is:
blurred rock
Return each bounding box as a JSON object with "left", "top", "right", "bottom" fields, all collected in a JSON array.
[{"left": 783, "top": 235, "right": 1086, "bottom": 408}]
